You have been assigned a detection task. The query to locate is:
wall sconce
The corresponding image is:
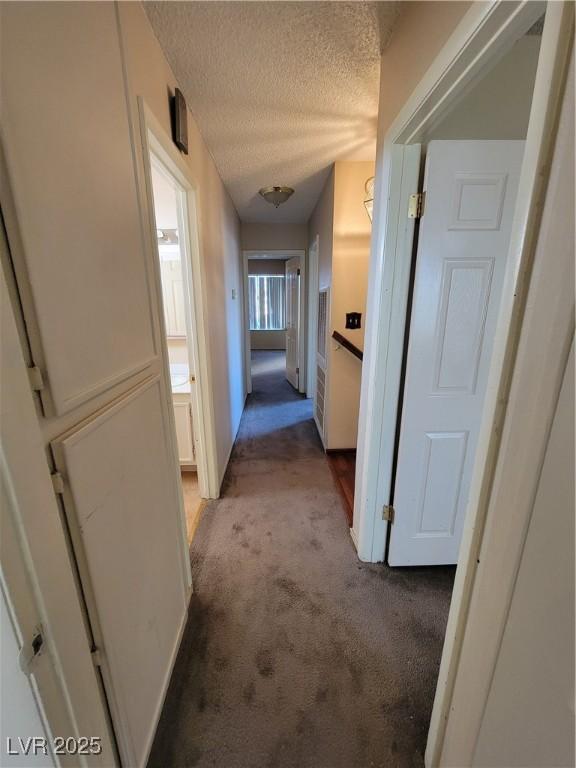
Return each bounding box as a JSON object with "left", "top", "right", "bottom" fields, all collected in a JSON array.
[{"left": 364, "top": 176, "right": 375, "bottom": 222}]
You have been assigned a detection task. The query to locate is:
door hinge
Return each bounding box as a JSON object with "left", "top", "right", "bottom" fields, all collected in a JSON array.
[
  {"left": 27, "top": 365, "right": 45, "bottom": 392},
  {"left": 51, "top": 472, "right": 65, "bottom": 495},
  {"left": 18, "top": 627, "right": 45, "bottom": 675},
  {"left": 382, "top": 504, "right": 395, "bottom": 523},
  {"left": 297, "top": 268, "right": 301, "bottom": 276},
  {"left": 408, "top": 192, "right": 425, "bottom": 219},
  {"left": 296, "top": 367, "right": 299, "bottom": 374},
  {"left": 91, "top": 647, "right": 103, "bottom": 667}
]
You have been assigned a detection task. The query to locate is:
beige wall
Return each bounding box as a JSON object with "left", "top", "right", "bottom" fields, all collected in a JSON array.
[
  {"left": 118, "top": 2, "right": 245, "bottom": 480},
  {"left": 308, "top": 168, "right": 335, "bottom": 290},
  {"left": 325, "top": 161, "right": 374, "bottom": 449},
  {"left": 430, "top": 35, "right": 541, "bottom": 140},
  {"left": 248, "top": 259, "right": 286, "bottom": 276},
  {"left": 250, "top": 331, "right": 286, "bottom": 351},
  {"left": 241, "top": 222, "right": 307, "bottom": 252},
  {"left": 377, "top": 2, "right": 472, "bottom": 140}
]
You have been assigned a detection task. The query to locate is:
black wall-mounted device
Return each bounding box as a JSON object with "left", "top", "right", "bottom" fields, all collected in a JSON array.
[
  {"left": 171, "top": 88, "right": 189, "bottom": 155},
  {"left": 345, "top": 312, "right": 362, "bottom": 330}
]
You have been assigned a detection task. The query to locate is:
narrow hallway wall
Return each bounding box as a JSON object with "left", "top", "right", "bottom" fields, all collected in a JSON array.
[
  {"left": 118, "top": 2, "right": 245, "bottom": 485},
  {"left": 241, "top": 222, "right": 308, "bottom": 252}
]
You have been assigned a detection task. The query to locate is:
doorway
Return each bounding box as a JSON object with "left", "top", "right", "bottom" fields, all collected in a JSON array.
[
  {"left": 242, "top": 250, "right": 306, "bottom": 395},
  {"left": 352, "top": 2, "right": 572, "bottom": 761},
  {"left": 149, "top": 158, "right": 203, "bottom": 542}
]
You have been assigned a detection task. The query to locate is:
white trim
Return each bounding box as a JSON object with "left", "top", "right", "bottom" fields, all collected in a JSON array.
[
  {"left": 351, "top": 0, "right": 573, "bottom": 762},
  {"left": 297, "top": 250, "right": 307, "bottom": 394},
  {"left": 429, "top": 18, "right": 575, "bottom": 766},
  {"left": 306, "top": 236, "right": 319, "bottom": 399},
  {"left": 137, "top": 98, "right": 219, "bottom": 501},
  {"left": 353, "top": 143, "right": 421, "bottom": 558},
  {"left": 241, "top": 249, "right": 306, "bottom": 393},
  {"left": 141, "top": 601, "right": 188, "bottom": 768}
]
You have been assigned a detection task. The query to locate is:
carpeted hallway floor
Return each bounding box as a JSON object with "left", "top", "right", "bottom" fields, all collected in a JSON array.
[{"left": 148, "top": 350, "right": 455, "bottom": 768}]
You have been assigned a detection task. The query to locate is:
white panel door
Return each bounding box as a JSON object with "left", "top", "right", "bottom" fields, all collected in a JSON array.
[
  {"left": 51, "top": 378, "right": 188, "bottom": 767},
  {"left": 285, "top": 256, "right": 301, "bottom": 389},
  {"left": 1, "top": 2, "right": 157, "bottom": 416},
  {"left": 389, "top": 141, "right": 525, "bottom": 566},
  {"left": 160, "top": 261, "right": 186, "bottom": 337}
]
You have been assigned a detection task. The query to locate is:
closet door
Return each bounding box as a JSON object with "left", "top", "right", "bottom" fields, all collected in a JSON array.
[
  {"left": 1, "top": 1, "right": 157, "bottom": 416},
  {"left": 1, "top": 5, "right": 189, "bottom": 767}
]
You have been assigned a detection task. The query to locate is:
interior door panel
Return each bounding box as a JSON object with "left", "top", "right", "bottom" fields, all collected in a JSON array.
[
  {"left": 1, "top": 2, "right": 158, "bottom": 416},
  {"left": 389, "top": 140, "right": 525, "bottom": 566},
  {"left": 51, "top": 377, "right": 188, "bottom": 767}
]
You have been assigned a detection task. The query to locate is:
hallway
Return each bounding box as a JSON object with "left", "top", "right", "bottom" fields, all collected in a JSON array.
[{"left": 148, "top": 351, "right": 455, "bottom": 768}]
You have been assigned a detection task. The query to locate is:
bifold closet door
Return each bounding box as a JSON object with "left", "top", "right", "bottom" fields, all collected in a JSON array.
[
  {"left": 1, "top": 2, "right": 157, "bottom": 416},
  {"left": 51, "top": 378, "right": 187, "bottom": 767},
  {"left": 1, "top": 4, "right": 189, "bottom": 767}
]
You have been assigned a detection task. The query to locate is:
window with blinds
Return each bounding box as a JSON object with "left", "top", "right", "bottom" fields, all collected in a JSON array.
[{"left": 248, "top": 275, "right": 286, "bottom": 331}]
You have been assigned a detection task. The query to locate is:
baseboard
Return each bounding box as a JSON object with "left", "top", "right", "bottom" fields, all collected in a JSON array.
[
  {"left": 325, "top": 448, "right": 357, "bottom": 456},
  {"left": 141, "top": 601, "right": 189, "bottom": 768}
]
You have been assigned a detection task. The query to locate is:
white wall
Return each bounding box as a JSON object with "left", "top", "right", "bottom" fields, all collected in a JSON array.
[
  {"left": 473, "top": 339, "right": 574, "bottom": 767},
  {"left": 429, "top": 35, "right": 541, "bottom": 140},
  {"left": 118, "top": 2, "right": 245, "bottom": 480}
]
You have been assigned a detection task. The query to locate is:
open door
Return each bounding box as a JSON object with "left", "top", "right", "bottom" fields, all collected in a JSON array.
[
  {"left": 388, "top": 140, "right": 525, "bottom": 566},
  {"left": 285, "top": 255, "right": 301, "bottom": 389}
]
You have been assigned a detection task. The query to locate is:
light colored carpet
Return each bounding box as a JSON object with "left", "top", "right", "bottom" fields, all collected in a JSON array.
[{"left": 148, "top": 351, "right": 455, "bottom": 768}]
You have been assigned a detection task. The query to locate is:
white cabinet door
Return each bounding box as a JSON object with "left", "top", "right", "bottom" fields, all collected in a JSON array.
[
  {"left": 389, "top": 140, "right": 525, "bottom": 566},
  {"left": 173, "top": 397, "right": 195, "bottom": 465},
  {"left": 1, "top": 2, "right": 157, "bottom": 417},
  {"left": 51, "top": 379, "right": 187, "bottom": 767},
  {"left": 285, "top": 256, "right": 301, "bottom": 389}
]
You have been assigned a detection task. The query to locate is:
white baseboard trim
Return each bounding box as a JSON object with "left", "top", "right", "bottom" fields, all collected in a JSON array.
[{"left": 141, "top": 602, "right": 188, "bottom": 768}]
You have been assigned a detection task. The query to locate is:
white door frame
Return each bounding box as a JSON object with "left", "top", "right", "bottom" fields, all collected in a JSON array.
[
  {"left": 242, "top": 249, "right": 306, "bottom": 394},
  {"left": 137, "top": 98, "right": 219, "bottom": 500},
  {"left": 306, "top": 235, "right": 319, "bottom": 399},
  {"left": 352, "top": 0, "right": 573, "bottom": 761}
]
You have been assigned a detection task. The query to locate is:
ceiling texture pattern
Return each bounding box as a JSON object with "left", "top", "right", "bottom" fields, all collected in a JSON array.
[{"left": 144, "top": 1, "right": 400, "bottom": 223}]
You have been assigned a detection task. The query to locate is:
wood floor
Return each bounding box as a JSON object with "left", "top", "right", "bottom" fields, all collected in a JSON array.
[
  {"left": 326, "top": 450, "right": 356, "bottom": 526},
  {"left": 181, "top": 471, "right": 204, "bottom": 544}
]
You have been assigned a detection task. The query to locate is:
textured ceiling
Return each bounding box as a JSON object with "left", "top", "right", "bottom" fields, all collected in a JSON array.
[{"left": 144, "top": 1, "right": 400, "bottom": 223}]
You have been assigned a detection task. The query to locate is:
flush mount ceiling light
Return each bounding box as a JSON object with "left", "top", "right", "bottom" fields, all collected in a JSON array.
[
  {"left": 258, "top": 186, "right": 294, "bottom": 208},
  {"left": 364, "top": 176, "right": 375, "bottom": 222}
]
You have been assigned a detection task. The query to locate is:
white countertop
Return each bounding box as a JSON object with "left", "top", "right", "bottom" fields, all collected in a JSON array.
[{"left": 169, "top": 363, "right": 191, "bottom": 394}]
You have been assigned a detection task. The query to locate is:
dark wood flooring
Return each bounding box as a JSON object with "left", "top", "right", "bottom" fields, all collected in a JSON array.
[{"left": 326, "top": 450, "right": 356, "bottom": 526}]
